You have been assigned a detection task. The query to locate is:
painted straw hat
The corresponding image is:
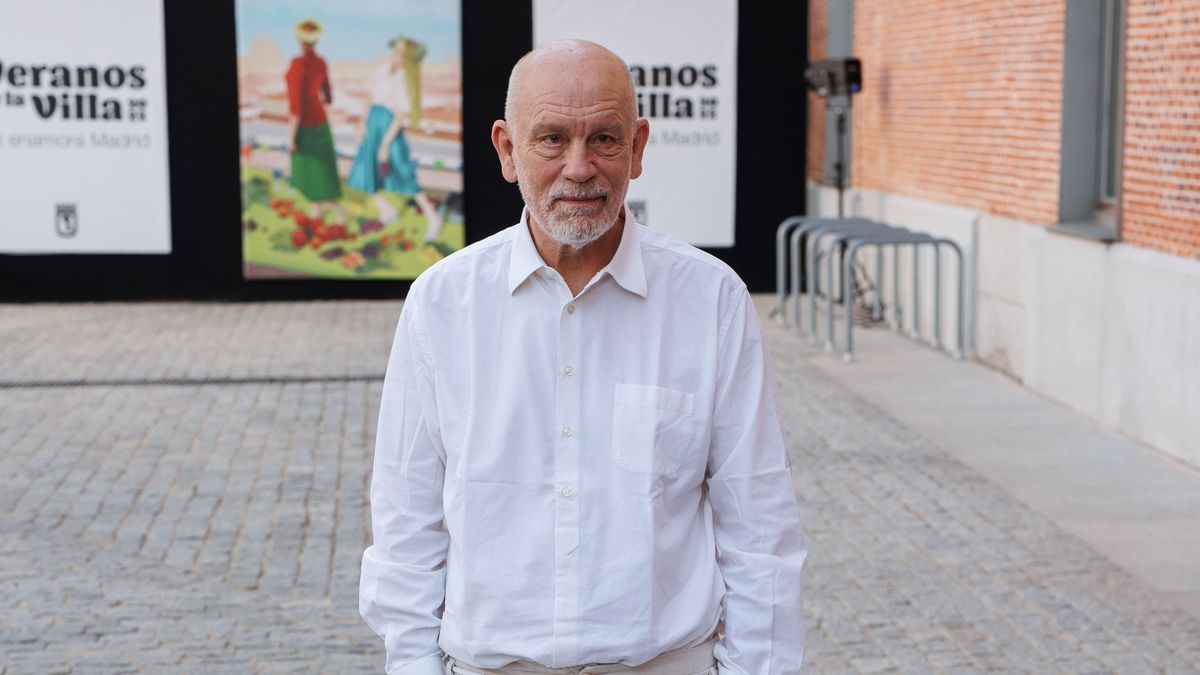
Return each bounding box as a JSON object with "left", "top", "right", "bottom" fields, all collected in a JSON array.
[{"left": 295, "top": 19, "right": 323, "bottom": 44}]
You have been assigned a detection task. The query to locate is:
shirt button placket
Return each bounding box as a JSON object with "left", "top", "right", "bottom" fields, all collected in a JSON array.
[{"left": 552, "top": 296, "right": 581, "bottom": 666}]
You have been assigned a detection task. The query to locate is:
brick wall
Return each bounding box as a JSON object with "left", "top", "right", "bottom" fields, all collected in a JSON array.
[
  {"left": 1120, "top": 0, "right": 1200, "bottom": 259},
  {"left": 806, "top": 0, "right": 828, "bottom": 184},
  {"left": 847, "top": 0, "right": 1065, "bottom": 226}
]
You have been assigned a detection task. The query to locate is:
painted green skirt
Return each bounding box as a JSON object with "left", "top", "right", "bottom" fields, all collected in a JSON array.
[{"left": 290, "top": 123, "right": 341, "bottom": 202}]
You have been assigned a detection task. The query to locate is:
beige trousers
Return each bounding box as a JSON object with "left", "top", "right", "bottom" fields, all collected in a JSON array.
[{"left": 443, "top": 636, "right": 718, "bottom": 675}]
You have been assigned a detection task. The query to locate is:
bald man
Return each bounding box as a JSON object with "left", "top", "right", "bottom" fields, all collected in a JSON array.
[{"left": 360, "top": 41, "right": 806, "bottom": 675}]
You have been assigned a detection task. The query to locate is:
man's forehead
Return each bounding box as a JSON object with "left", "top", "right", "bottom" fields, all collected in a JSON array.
[
  {"left": 526, "top": 88, "right": 627, "bottom": 115},
  {"left": 514, "top": 61, "right": 632, "bottom": 124},
  {"left": 521, "top": 58, "right": 625, "bottom": 96},
  {"left": 526, "top": 107, "right": 629, "bottom": 135}
]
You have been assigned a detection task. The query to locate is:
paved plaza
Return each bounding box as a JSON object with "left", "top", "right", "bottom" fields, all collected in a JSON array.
[{"left": 1, "top": 299, "right": 1199, "bottom": 673}]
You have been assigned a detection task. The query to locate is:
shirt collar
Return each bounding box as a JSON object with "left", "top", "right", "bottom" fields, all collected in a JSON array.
[{"left": 507, "top": 206, "right": 648, "bottom": 298}]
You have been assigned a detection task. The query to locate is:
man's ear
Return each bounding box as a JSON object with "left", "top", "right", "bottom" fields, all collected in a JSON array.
[
  {"left": 629, "top": 118, "right": 651, "bottom": 180},
  {"left": 491, "top": 120, "right": 518, "bottom": 183}
]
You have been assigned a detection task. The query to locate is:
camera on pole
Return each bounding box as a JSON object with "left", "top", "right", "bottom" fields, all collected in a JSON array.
[{"left": 805, "top": 58, "right": 861, "bottom": 217}]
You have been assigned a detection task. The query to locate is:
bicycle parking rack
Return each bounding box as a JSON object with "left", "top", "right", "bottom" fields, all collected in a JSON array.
[
  {"left": 774, "top": 216, "right": 966, "bottom": 363},
  {"left": 773, "top": 216, "right": 878, "bottom": 329},
  {"left": 842, "top": 234, "right": 963, "bottom": 362},
  {"left": 805, "top": 220, "right": 898, "bottom": 342}
]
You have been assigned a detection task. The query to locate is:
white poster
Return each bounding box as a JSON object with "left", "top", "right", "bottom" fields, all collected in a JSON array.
[
  {"left": 533, "top": 0, "right": 737, "bottom": 247},
  {"left": 0, "top": 0, "right": 171, "bottom": 254}
]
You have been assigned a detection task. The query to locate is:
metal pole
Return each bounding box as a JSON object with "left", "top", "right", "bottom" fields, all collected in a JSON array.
[
  {"left": 774, "top": 216, "right": 807, "bottom": 324},
  {"left": 911, "top": 243, "right": 921, "bottom": 340},
  {"left": 790, "top": 227, "right": 806, "bottom": 334},
  {"left": 808, "top": 230, "right": 822, "bottom": 343},
  {"left": 940, "top": 240, "right": 966, "bottom": 361},
  {"left": 891, "top": 243, "right": 901, "bottom": 331},
  {"left": 825, "top": 235, "right": 838, "bottom": 353},
  {"left": 873, "top": 245, "right": 884, "bottom": 321},
  {"left": 835, "top": 104, "right": 846, "bottom": 219},
  {"left": 933, "top": 243, "right": 943, "bottom": 349},
  {"left": 956, "top": 244, "right": 965, "bottom": 360},
  {"left": 843, "top": 241, "right": 860, "bottom": 363}
]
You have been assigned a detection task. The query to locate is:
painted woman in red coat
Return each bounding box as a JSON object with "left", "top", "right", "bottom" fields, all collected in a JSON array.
[{"left": 285, "top": 19, "right": 347, "bottom": 226}]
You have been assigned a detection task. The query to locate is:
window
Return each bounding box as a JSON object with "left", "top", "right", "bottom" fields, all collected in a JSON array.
[
  {"left": 1097, "top": 0, "right": 1124, "bottom": 210},
  {"left": 1055, "top": 0, "right": 1124, "bottom": 240}
]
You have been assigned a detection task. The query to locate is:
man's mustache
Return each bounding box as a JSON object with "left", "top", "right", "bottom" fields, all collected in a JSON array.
[{"left": 550, "top": 185, "right": 608, "bottom": 201}]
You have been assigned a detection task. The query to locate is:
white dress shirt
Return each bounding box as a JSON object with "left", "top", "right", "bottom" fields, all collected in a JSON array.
[{"left": 360, "top": 209, "right": 806, "bottom": 675}]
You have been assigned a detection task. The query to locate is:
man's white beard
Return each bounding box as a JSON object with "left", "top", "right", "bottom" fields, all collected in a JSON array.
[{"left": 518, "top": 178, "right": 625, "bottom": 248}]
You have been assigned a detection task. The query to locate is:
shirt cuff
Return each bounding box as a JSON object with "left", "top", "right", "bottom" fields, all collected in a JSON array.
[{"left": 387, "top": 651, "right": 445, "bottom": 675}]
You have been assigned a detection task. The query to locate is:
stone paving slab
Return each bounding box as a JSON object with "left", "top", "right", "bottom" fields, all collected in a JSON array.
[
  {"left": 0, "top": 301, "right": 400, "bottom": 384},
  {"left": 1, "top": 299, "right": 1198, "bottom": 673},
  {"left": 772, "top": 300, "right": 1200, "bottom": 621}
]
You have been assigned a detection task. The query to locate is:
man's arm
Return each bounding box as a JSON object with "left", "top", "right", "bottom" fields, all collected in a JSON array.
[
  {"left": 706, "top": 288, "right": 806, "bottom": 675},
  {"left": 360, "top": 295, "right": 449, "bottom": 675}
]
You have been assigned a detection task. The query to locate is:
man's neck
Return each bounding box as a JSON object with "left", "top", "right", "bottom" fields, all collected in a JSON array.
[{"left": 528, "top": 212, "right": 625, "bottom": 297}]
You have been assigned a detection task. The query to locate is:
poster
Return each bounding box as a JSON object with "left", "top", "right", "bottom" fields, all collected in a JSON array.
[
  {"left": 533, "top": 0, "right": 738, "bottom": 247},
  {"left": 0, "top": 0, "right": 171, "bottom": 254},
  {"left": 236, "top": 1, "right": 463, "bottom": 279}
]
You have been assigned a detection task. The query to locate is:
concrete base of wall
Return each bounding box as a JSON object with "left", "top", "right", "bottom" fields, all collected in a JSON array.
[{"left": 806, "top": 183, "right": 1200, "bottom": 468}]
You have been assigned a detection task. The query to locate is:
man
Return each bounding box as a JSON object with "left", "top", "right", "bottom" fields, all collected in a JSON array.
[{"left": 360, "top": 40, "right": 805, "bottom": 675}]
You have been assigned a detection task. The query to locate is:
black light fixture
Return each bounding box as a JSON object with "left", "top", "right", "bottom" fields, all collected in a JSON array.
[{"left": 805, "top": 57, "right": 862, "bottom": 97}]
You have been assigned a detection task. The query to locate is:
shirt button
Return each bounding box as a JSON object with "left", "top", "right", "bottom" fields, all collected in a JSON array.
[
  {"left": 566, "top": 304, "right": 576, "bottom": 315},
  {"left": 561, "top": 487, "right": 573, "bottom": 497},
  {"left": 562, "top": 426, "right": 573, "bottom": 437},
  {"left": 563, "top": 365, "right": 574, "bottom": 376}
]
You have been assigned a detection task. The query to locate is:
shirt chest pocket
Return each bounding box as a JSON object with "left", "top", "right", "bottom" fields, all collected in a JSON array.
[{"left": 611, "top": 384, "right": 695, "bottom": 474}]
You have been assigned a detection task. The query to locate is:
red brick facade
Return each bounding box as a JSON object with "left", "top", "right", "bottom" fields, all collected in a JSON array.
[
  {"left": 1120, "top": 0, "right": 1200, "bottom": 258},
  {"left": 807, "top": 0, "right": 1200, "bottom": 259}
]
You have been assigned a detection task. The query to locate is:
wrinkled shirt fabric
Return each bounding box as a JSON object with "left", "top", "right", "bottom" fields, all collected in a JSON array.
[{"left": 360, "top": 210, "right": 806, "bottom": 675}]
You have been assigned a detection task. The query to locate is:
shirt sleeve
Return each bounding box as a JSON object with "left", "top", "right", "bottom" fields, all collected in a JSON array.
[
  {"left": 706, "top": 288, "right": 807, "bottom": 675},
  {"left": 360, "top": 294, "right": 450, "bottom": 675}
]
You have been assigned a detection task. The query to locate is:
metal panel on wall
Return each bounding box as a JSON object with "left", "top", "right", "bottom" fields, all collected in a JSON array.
[
  {"left": 235, "top": 0, "right": 464, "bottom": 280},
  {"left": 0, "top": 0, "right": 172, "bottom": 254},
  {"left": 533, "top": 0, "right": 738, "bottom": 247}
]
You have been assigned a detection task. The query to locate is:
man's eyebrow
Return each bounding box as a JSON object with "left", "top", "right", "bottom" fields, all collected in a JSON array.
[
  {"left": 526, "top": 122, "right": 627, "bottom": 136},
  {"left": 591, "top": 123, "right": 626, "bottom": 136},
  {"left": 528, "top": 122, "right": 568, "bottom": 135}
]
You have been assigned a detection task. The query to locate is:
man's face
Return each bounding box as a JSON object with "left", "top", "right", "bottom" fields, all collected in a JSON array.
[{"left": 493, "top": 52, "right": 650, "bottom": 247}]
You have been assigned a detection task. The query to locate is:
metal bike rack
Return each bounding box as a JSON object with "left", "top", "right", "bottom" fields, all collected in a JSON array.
[
  {"left": 805, "top": 220, "right": 898, "bottom": 342},
  {"left": 776, "top": 217, "right": 882, "bottom": 328},
  {"left": 813, "top": 226, "right": 922, "bottom": 351},
  {"left": 838, "top": 232, "right": 965, "bottom": 363},
  {"left": 775, "top": 216, "right": 967, "bottom": 363},
  {"left": 773, "top": 216, "right": 811, "bottom": 324}
]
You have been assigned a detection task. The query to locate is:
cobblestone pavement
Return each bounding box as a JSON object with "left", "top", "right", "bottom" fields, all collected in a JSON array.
[{"left": 2, "top": 300, "right": 1199, "bottom": 673}]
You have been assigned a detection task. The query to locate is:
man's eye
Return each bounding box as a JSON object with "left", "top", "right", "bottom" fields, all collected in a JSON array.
[
  {"left": 594, "top": 134, "right": 613, "bottom": 144},
  {"left": 543, "top": 134, "right": 562, "bottom": 144}
]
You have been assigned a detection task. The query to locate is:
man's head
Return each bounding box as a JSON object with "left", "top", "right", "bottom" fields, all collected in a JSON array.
[{"left": 492, "top": 40, "right": 650, "bottom": 248}]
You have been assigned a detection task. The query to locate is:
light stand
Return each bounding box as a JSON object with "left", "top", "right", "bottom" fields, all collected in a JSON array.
[
  {"left": 826, "top": 76, "right": 851, "bottom": 218},
  {"left": 806, "top": 58, "right": 862, "bottom": 217}
]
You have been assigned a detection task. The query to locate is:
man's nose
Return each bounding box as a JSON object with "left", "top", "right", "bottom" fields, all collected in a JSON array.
[{"left": 560, "top": 141, "right": 598, "bottom": 182}]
